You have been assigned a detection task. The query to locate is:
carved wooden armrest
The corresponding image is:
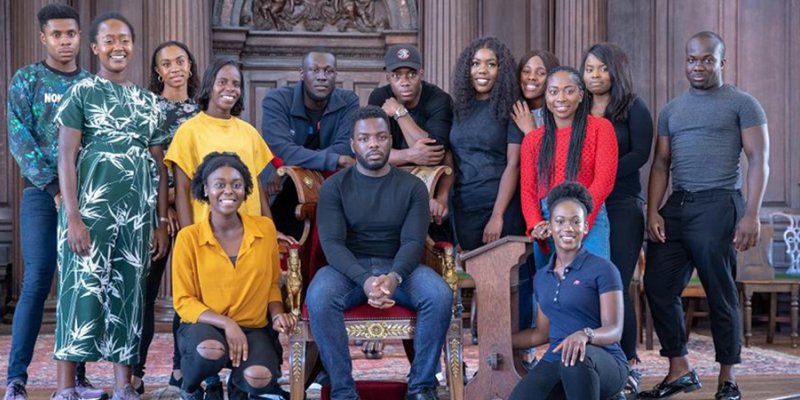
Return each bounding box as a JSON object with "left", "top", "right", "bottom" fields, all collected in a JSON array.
[
  {"left": 400, "top": 165, "right": 453, "bottom": 199},
  {"left": 277, "top": 166, "right": 324, "bottom": 220},
  {"left": 276, "top": 166, "right": 324, "bottom": 244},
  {"left": 285, "top": 243, "right": 304, "bottom": 318},
  {"left": 425, "top": 241, "right": 459, "bottom": 319}
]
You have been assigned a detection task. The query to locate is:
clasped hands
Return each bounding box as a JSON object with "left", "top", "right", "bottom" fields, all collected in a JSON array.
[{"left": 363, "top": 274, "right": 399, "bottom": 309}]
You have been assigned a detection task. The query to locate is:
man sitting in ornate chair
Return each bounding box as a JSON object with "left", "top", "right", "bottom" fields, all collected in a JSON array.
[{"left": 306, "top": 105, "right": 452, "bottom": 400}]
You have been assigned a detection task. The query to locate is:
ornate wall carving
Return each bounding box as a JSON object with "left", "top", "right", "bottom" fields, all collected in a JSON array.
[{"left": 214, "top": 0, "right": 416, "bottom": 32}]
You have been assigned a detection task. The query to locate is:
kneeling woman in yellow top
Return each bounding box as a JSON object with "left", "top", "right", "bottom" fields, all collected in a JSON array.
[{"left": 171, "top": 151, "right": 296, "bottom": 400}]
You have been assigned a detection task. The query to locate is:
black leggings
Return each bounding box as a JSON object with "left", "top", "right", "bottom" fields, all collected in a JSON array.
[
  {"left": 606, "top": 195, "right": 644, "bottom": 362},
  {"left": 133, "top": 248, "right": 181, "bottom": 378},
  {"left": 509, "top": 345, "right": 627, "bottom": 400},
  {"left": 178, "top": 323, "right": 281, "bottom": 395}
]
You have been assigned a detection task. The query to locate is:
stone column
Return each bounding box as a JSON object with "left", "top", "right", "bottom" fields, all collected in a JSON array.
[
  {"left": 554, "top": 0, "right": 608, "bottom": 67},
  {"left": 420, "top": 0, "right": 479, "bottom": 93},
  {"left": 145, "top": 0, "right": 213, "bottom": 81}
]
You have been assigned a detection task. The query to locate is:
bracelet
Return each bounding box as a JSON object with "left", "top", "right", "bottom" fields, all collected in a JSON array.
[
  {"left": 159, "top": 217, "right": 169, "bottom": 224},
  {"left": 271, "top": 314, "right": 282, "bottom": 323}
]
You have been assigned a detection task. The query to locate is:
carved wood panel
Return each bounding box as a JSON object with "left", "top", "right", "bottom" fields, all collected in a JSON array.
[{"left": 609, "top": 0, "right": 800, "bottom": 212}]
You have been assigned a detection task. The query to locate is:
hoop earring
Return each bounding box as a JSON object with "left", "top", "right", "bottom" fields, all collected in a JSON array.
[
  {"left": 158, "top": 75, "right": 163, "bottom": 83},
  {"left": 188, "top": 71, "right": 192, "bottom": 78}
]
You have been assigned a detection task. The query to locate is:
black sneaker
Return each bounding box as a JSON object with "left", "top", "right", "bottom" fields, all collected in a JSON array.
[
  {"left": 131, "top": 379, "right": 145, "bottom": 396},
  {"left": 226, "top": 379, "right": 248, "bottom": 400},
  {"left": 169, "top": 373, "right": 183, "bottom": 390},
  {"left": 203, "top": 381, "right": 224, "bottom": 400},
  {"left": 715, "top": 381, "right": 742, "bottom": 400}
]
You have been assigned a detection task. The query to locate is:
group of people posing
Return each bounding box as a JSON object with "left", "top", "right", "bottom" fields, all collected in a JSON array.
[{"left": 5, "top": 4, "right": 768, "bottom": 400}]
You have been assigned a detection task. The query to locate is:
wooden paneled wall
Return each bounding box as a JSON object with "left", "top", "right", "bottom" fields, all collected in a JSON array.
[{"left": 3, "top": 0, "right": 800, "bottom": 308}]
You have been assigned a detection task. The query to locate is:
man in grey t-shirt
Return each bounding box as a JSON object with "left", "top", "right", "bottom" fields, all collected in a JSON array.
[{"left": 640, "top": 32, "right": 769, "bottom": 400}]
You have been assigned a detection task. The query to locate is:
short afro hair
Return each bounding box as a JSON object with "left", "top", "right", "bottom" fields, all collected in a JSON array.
[
  {"left": 89, "top": 12, "right": 135, "bottom": 44},
  {"left": 191, "top": 152, "right": 254, "bottom": 203},
  {"left": 546, "top": 182, "right": 594, "bottom": 217},
  {"left": 38, "top": 4, "right": 79, "bottom": 31},
  {"left": 351, "top": 105, "right": 390, "bottom": 137}
]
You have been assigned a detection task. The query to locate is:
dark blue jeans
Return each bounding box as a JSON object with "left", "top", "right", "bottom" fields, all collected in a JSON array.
[
  {"left": 7, "top": 187, "right": 86, "bottom": 383},
  {"left": 306, "top": 259, "right": 452, "bottom": 399}
]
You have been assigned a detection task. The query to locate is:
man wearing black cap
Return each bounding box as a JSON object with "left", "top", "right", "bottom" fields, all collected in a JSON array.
[{"left": 369, "top": 44, "right": 455, "bottom": 236}]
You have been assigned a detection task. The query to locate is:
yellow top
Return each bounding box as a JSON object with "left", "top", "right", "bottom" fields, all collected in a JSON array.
[
  {"left": 172, "top": 212, "right": 282, "bottom": 328},
  {"left": 164, "top": 111, "right": 273, "bottom": 223}
]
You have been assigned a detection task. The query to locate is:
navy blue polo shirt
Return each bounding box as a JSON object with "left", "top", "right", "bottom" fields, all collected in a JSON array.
[{"left": 534, "top": 247, "right": 626, "bottom": 364}]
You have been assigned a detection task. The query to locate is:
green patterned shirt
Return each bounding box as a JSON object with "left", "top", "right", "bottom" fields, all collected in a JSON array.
[{"left": 6, "top": 62, "right": 91, "bottom": 193}]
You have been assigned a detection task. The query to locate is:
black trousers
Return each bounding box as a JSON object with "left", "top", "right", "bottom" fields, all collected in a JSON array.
[
  {"left": 509, "top": 345, "right": 627, "bottom": 400},
  {"left": 178, "top": 323, "right": 281, "bottom": 395},
  {"left": 607, "top": 195, "right": 644, "bottom": 362},
  {"left": 133, "top": 242, "right": 180, "bottom": 378},
  {"left": 644, "top": 189, "right": 744, "bottom": 364}
]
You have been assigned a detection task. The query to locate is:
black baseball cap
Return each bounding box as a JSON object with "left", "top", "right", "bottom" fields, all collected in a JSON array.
[{"left": 384, "top": 44, "right": 422, "bottom": 71}]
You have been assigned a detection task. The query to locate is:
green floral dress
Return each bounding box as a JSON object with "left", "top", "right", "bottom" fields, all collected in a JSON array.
[{"left": 53, "top": 76, "right": 168, "bottom": 364}]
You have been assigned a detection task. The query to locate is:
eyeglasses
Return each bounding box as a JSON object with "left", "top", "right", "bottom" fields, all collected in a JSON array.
[{"left": 388, "top": 71, "right": 419, "bottom": 82}]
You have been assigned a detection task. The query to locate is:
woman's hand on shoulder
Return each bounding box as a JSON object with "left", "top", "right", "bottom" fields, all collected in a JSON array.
[{"left": 511, "top": 100, "right": 535, "bottom": 136}]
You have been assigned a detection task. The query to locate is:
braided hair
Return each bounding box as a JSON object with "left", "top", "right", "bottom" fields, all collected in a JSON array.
[{"left": 538, "top": 66, "right": 590, "bottom": 192}]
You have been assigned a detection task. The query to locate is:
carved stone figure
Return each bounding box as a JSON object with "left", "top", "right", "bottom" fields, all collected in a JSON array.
[{"left": 253, "top": 0, "right": 292, "bottom": 30}]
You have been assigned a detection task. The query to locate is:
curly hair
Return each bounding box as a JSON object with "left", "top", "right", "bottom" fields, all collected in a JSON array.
[
  {"left": 197, "top": 59, "right": 244, "bottom": 116},
  {"left": 546, "top": 181, "right": 594, "bottom": 216},
  {"left": 89, "top": 12, "right": 135, "bottom": 44},
  {"left": 191, "top": 152, "right": 254, "bottom": 203},
  {"left": 149, "top": 41, "right": 199, "bottom": 98},
  {"left": 581, "top": 43, "right": 634, "bottom": 124},
  {"left": 37, "top": 4, "right": 79, "bottom": 31},
  {"left": 538, "top": 66, "right": 590, "bottom": 191},
  {"left": 452, "top": 37, "right": 518, "bottom": 123}
]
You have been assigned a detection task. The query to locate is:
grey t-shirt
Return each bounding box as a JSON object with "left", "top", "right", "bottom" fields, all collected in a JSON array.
[{"left": 658, "top": 84, "right": 767, "bottom": 192}]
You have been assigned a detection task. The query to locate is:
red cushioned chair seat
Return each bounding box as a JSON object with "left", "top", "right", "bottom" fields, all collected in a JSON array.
[
  {"left": 321, "top": 381, "right": 408, "bottom": 400},
  {"left": 301, "top": 303, "right": 417, "bottom": 320}
]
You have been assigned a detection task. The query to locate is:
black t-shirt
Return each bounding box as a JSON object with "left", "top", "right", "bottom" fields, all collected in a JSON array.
[
  {"left": 450, "top": 100, "right": 523, "bottom": 211},
  {"left": 368, "top": 81, "right": 454, "bottom": 149},
  {"left": 304, "top": 107, "right": 325, "bottom": 150}
]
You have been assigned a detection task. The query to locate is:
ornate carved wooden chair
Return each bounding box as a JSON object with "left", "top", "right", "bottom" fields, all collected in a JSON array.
[{"left": 279, "top": 165, "right": 464, "bottom": 400}]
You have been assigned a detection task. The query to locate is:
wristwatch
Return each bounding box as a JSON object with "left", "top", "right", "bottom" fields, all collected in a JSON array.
[
  {"left": 393, "top": 106, "right": 409, "bottom": 120},
  {"left": 389, "top": 271, "right": 403, "bottom": 285},
  {"left": 583, "top": 327, "right": 595, "bottom": 344}
]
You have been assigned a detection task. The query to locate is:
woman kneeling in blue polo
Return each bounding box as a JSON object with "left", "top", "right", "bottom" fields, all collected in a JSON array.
[{"left": 510, "top": 182, "right": 627, "bottom": 400}]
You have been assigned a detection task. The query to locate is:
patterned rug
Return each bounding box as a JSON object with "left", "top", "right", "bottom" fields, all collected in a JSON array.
[{"left": 2, "top": 332, "right": 800, "bottom": 395}]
